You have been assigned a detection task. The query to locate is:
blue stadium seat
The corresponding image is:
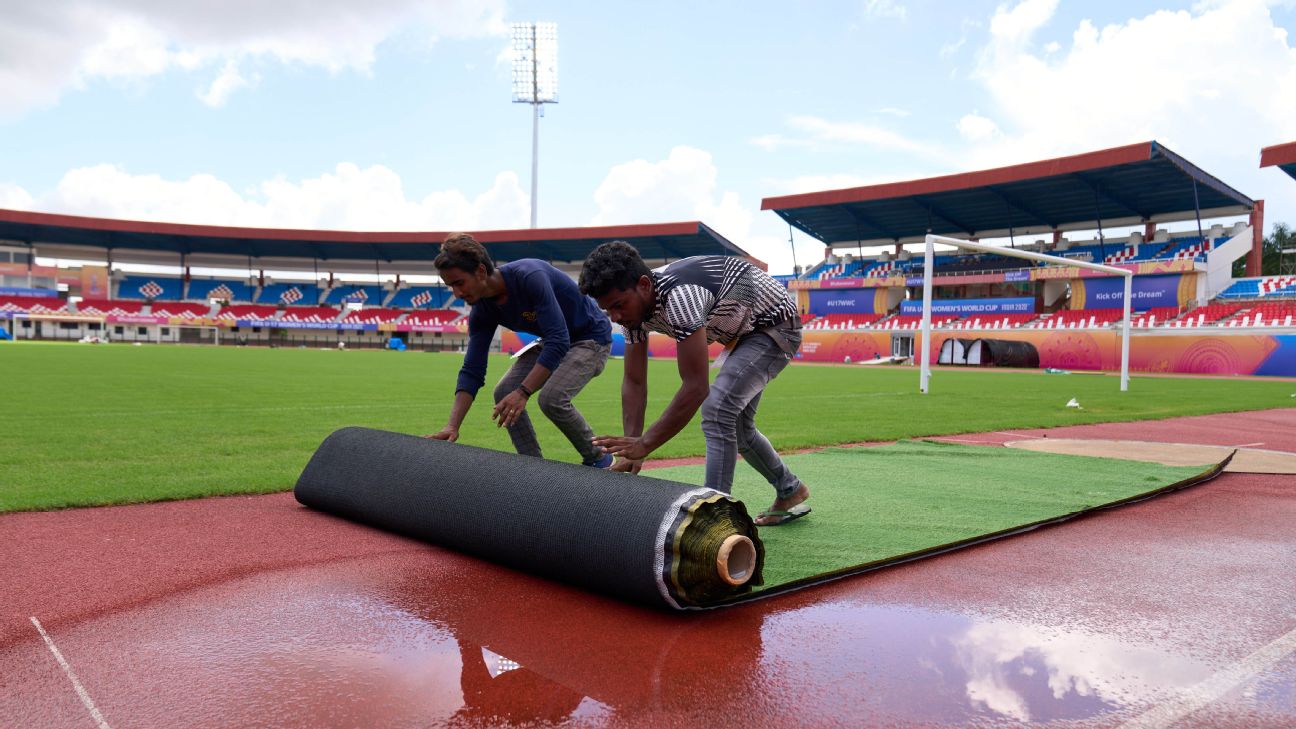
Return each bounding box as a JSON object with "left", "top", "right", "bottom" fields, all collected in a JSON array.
[
  {"left": 187, "top": 278, "right": 256, "bottom": 302},
  {"left": 117, "top": 276, "right": 184, "bottom": 301},
  {"left": 258, "top": 282, "right": 319, "bottom": 305},
  {"left": 388, "top": 286, "right": 455, "bottom": 308},
  {"left": 1217, "top": 279, "right": 1262, "bottom": 299},
  {"left": 322, "top": 285, "right": 387, "bottom": 306}
]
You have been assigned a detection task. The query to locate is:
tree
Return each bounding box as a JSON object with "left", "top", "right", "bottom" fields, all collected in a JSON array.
[{"left": 1232, "top": 222, "right": 1295, "bottom": 277}]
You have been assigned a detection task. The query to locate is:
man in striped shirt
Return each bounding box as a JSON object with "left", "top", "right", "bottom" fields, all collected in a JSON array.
[{"left": 579, "top": 241, "right": 811, "bottom": 526}]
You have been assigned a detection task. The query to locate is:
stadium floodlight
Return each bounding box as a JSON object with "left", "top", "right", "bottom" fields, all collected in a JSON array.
[
  {"left": 511, "top": 21, "right": 558, "bottom": 228},
  {"left": 919, "top": 234, "right": 1133, "bottom": 394}
]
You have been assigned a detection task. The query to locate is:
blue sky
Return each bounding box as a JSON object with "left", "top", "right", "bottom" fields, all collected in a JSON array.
[{"left": 3, "top": 0, "right": 1296, "bottom": 274}]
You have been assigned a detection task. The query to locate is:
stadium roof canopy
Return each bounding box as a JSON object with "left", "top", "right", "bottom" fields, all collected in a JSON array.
[
  {"left": 761, "top": 141, "right": 1254, "bottom": 248},
  {"left": 1260, "top": 140, "right": 1296, "bottom": 181},
  {"left": 0, "top": 209, "right": 751, "bottom": 274}
]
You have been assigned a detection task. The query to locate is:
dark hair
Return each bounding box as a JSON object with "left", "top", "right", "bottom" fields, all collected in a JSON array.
[
  {"left": 435, "top": 232, "right": 494, "bottom": 275},
  {"left": 579, "top": 240, "right": 651, "bottom": 298}
]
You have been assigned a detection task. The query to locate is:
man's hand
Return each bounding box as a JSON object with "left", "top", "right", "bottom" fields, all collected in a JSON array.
[
  {"left": 424, "top": 426, "right": 459, "bottom": 442},
  {"left": 592, "top": 434, "right": 649, "bottom": 462},
  {"left": 492, "top": 389, "right": 529, "bottom": 428},
  {"left": 610, "top": 457, "right": 644, "bottom": 474}
]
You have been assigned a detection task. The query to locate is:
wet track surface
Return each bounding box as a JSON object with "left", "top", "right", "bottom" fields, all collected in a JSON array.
[{"left": 2, "top": 410, "right": 1294, "bottom": 728}]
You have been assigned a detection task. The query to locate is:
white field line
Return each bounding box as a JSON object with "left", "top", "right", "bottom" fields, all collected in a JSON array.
[
  {"left": 29, "top": 617, "right": 112, "bottom": 729},
  {"left": 1233, "top": 442, "right": 1266, "bottom": 448},
  {"left": 992, "top": 431, "right": 1042, "bottom": 439},
  {"left": 1119, "top": 623, "right": 1296, "bottom": 729}
]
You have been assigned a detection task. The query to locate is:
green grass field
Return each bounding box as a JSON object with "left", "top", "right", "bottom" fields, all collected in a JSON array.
[{"left": 1, "top": 340, "right": 1291, "bottom": 512}]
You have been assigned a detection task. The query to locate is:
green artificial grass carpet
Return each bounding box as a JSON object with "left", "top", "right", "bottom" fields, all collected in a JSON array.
[{"left": 648, "top": 441, "right": 1218, "bottom": 593}]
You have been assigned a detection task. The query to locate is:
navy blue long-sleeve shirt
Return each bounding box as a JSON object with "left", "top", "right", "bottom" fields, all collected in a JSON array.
[{"left": 455, "top": 259, "right": 612, "bottom": 396}]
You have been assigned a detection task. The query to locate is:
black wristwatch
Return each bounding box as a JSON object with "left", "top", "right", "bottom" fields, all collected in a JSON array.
[{"left": 517, "top": 384, "right": 534, "bottom": 398}]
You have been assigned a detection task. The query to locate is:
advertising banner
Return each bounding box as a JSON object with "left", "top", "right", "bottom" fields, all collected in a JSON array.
[
  {"left": 235, "top": 319, "right": 376, "bottom": 331},
  {"left": 80, "top": 266, "right": 110, "bottom": 298},
  {"left": 1074, "top": 275, "right": 1186, "bottom": 310},
  {"left": 107, "top": 314, "right": 170, "bottom": 325},
  {"left": 0, "top": 286, "right": 55, "bottom": 297},
  {"left": 899, "top": 297, "right": 1035, "bottom": 316},
  {"left": 395, "top": 323, "right": 466, "bottom": 334},
  {"left": 808, "top": 289, "right": 875, "bottom": 315}
]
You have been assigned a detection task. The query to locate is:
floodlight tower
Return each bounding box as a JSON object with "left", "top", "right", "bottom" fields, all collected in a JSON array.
[{"left": 511, "top": 22, "right": 558, "bottom": 229}]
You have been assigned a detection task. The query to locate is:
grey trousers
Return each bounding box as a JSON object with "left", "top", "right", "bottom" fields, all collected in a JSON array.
[
  {"left": 701, "top": 326, "right": 803, "bottom": 499},
  {"left": 493, "top": 339, "right": 610, "bottom": 463}
]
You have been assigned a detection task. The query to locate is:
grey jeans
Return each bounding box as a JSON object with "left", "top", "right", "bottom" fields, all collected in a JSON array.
[
  {"left": 701, "top": 325, "right": 803, "bottom": 499},
  {"left": 493, "top": 339, "right": 610, "bottom": 463}
]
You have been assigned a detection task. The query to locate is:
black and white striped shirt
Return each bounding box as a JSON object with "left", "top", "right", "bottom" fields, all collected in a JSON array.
[{"left": 625, "top": 256, "right": 798, "bottom": 345}]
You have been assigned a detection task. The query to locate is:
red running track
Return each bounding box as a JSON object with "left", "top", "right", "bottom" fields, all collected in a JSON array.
[{"left": 2, "top": 410, "right": 1294, "bottom": 728}]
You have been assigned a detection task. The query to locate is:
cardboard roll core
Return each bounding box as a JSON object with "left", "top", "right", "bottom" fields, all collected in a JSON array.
[{"left": 716, "top": 535, "right": 756, "bottom": 586}]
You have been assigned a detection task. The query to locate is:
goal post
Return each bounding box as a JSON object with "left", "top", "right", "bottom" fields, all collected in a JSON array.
[{"left": 920, "top": 233, "right": 1133, "bottom": 394}]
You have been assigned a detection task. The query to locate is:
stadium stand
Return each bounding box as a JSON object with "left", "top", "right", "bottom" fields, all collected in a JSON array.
[
  {"left": 1027, "top": 309, "right": 1126, "bottom": 329},
  {"left": 1154, "top": 235, "right": 1213, "bottom": 261},
  {"left": 340, "top": 308, "right": 404, "bottom": 325},
  {"left": 1056, "top": 243, "right": 1123, "bottom": 264},
  {"left": 322, "top": 285, "right": 386, "bottom": 306},
  {"left": 860, "top": 260, "right": 896, "bottom": 277},
  {"left": 403, "top": 309, "right": 462, "bottom": 326},
  {"left": 279, "top": 306, "right": 340, "bottom": 323},
  {"left": 388, "top": 286, "right": 458, "bottom": 309},
  {"left": 803, "top": 313, "right": 884, "bottom": 330},
  {"left": 1223, "top": 301, "right": 1296, "bottom": 327},
  {"left": 117, "top": 276, "right": 184, "bottom": 301},
  {"left": 0, "top": 294, "right": 66, "bottom": 314},
  {"left": 1166, "top": 303, "right": 1243, "bottom": 328},
  {"left": 874, "top": 314, "right": 960, "bottom": 330},
  {"left": 1218, "top": 276, "right": 1296, "bottom": 299},
  {"left": 1131, "top": 307, "right": 1183, "bottom": 328},
  {"left": 76, "top": 299, "right": 145, "bottom": 316},
  {"left": 946, "top": 313, "right": 1038, "bottom": 330},
  {"left": 816, "top": 260, "right": 865, "bottom": 279},
  {"left": 188, "top": 278, "right": 255, "bottom": 303},
  {"left": 215, "top": 305, "right": 279, "bottom": 321},
  {"left": 150, "top": 302, "right": 211, "bottom": 319},
  {"left": 258, "top": 283, "right": 319, "bottom": 305},
  {"left": 1103, "top": 246, "right": 1139, "bottom": 264},
  {"left": 800, "top": 259, "right": 835, "bottom": 279}
]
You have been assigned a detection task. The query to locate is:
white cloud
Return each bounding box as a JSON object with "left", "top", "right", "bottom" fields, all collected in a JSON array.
[
  {"left": 954, "top": 0, "right": 1296, "bottom": 225},
  {"left": 966, "top": 0, "right": 1296, "bottom": 165},
  {"left": 749, "top": 133, "right": 812, "bottom": 151},
  {"left": 197, "top": 61, "right": 257, "bottom": 108},
  {"left": 0, "top": 0, "right": 507, "bottom": 118},
  {"left": 953, "top": 620, "right": 1210, "bottom": 722},
  {"left": 862, "top": 0, "right": 907, "bottom": 21},
  {"left": 956, "top": 112, "right": 1000, "bottom": 142},
  {"left": 762, "top": 173, "right": 887, "bottom": 195},
  {"left": 0, "top": 182, "right": 35, "bottom": 209},
  {"left": 591, "top": 147, "right": 752, "bottom": 244},
  {"left": 784, "top": 115, "right": 940, "bottom": 157},
  {"left": 939, "top": 37, "right": 967, "bottom": 58},
  {"left": 10, "top": 162, "right": 529, "bottom": 231}
]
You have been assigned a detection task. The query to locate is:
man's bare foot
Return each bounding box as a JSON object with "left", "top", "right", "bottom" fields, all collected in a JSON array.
[{"left": 754, "top": 483, "right": 811, "bottom": 526}]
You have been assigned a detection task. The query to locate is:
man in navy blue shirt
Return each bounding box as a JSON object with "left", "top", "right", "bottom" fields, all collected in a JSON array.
[{"left": 427, "top": 233, "right": 614, "bottom": 467}]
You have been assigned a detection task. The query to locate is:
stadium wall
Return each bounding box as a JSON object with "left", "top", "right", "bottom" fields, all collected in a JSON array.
[
  {"left": 909, "top": 329, "right": 1295, "bottom": 377},
  {"left": 387, "top": 319, "right": 1296, "bottom": 376}
]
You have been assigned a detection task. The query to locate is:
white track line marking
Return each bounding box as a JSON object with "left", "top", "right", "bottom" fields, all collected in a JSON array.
[
  {"left": 30, "top": 617, "right": 112, "bottom": 729},
  {"left": 993, "top": 431, "right": 1042, "bottom": 439},
  {"left": 1119, "top": 624, "right": 1296, "bottom": 729},
  {"left": 1233, "top": 442, "right": 1266, "bottom": 448}
]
